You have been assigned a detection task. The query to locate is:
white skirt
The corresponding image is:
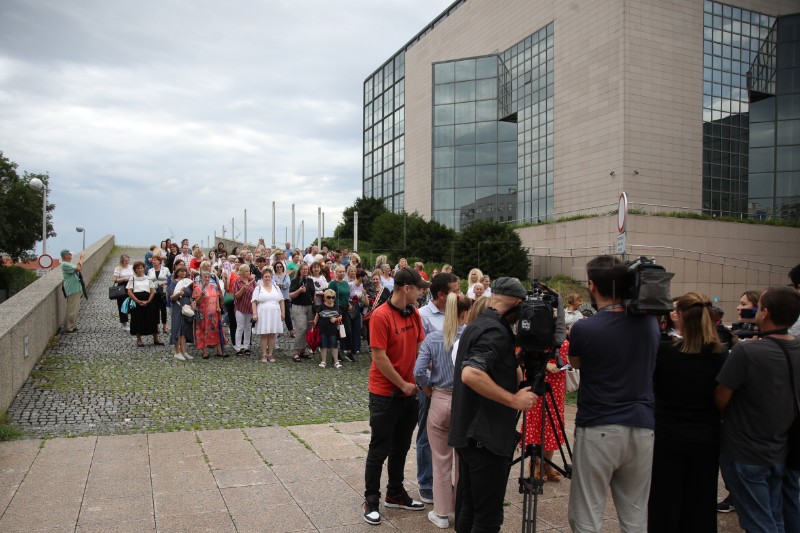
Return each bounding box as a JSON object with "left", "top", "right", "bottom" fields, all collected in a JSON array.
[{"left": 254, "top": 301, "right": 283, "bottom": 335}]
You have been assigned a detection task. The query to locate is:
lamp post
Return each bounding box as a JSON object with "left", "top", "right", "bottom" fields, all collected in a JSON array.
[
  {"left": 28, "top": 178, "right": 47, "bottom": 255},
  {"left": 76, "top": 227, "right": 85, "bottom": 251}
]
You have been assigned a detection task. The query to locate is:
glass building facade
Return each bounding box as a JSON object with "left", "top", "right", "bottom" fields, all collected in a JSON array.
[
  {"left": 363, "top": 53, "right": 406, "bottom": 213},
  {"left": 431, "top": 23, "right": 554, "bottom": 231},
  {"left": 702, "top": 1, "right": 775, "bottom": 217},
  {"left": 748, "top": 13, "right": 800, "bottom": 220}
]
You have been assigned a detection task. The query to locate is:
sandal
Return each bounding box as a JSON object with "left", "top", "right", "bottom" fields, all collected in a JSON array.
[
  {"left": 136, "top": 342, "right": 144, "bottom": 348},
  {"left": 202, "top": 354, "right": 209, "bottom": 359},
  {"left": 319, "top": 361, "right": 326, "bottom": 368},
  {"left": 545, "top": 466, "right": 562, "bottom": 482},
  {"left": 268, "top": 356, "right": 276, "bottom": 363},
  {"left": 154, "top": 341, "right": 165, "bottom": 346},
  {"left": 293, "top": 354, "right": 302, "bottom": 363},
  {"left": 244, "top": 349, "right": 251, "bottom": 356},
  {"left": 261, "top": 356, "right": 268, "bottom": 363}
]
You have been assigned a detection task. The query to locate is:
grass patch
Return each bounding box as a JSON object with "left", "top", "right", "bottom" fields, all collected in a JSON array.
[
  {"left": 0, "top": 412, "right": 22, "bottom": 441},
  {"left": 565, "top": 391, "right": 577, "bottom": 405}
]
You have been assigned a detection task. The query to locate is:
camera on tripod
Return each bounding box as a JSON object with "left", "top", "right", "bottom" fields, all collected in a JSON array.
[{"left": 515, "top": 280, "right": 562, "bottom": 357}]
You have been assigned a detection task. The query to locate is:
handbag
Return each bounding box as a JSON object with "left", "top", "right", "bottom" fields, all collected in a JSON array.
[
  {"left": 765, "top": 337, "right": 800, "bottom": 469},
  {"left": 108, "top": 285, "right": 127, "bottom": 300},
  {"left": 338, "top": 323, "right": 347, "bottom": 339},
  {"left": 181, "top": 304, "right": 195, "bottom": 318},
  {"left": 565, "top": 368, "right": 580, "bottom": 393}
]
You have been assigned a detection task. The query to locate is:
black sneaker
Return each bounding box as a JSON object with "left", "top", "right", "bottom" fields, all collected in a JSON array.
[
  {"left": 363, "top": 495, "right": 381, "bottom": 525},
  {"left": 717, "top": 496, "right": 735, "bottom": 513},
  {"left": 385, "top": 488, "right": 425, "bottom": 510},
  {"left": 344, "top": 352, "right": 355, "bottom": 362}
]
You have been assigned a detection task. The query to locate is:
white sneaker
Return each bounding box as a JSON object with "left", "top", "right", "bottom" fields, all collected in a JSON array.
[
  {"left": 428, "top": 511, "right": 449, "bottom": 529},
  {"left": 182, "top": 352, "right": 193, "bottom": 360},
  {"left": 173, "top": 353, "right": 186, "bottom": 361},
  {"left": 334, "top": 361, "right": 342, "bottom": 369}
]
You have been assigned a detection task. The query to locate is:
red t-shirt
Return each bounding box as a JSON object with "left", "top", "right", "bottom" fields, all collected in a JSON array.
[{"left": 368, "top": 303, "right": 425, "bottom": 396}]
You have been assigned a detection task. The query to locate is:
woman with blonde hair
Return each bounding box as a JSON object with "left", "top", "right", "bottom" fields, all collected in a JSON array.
[
  {"left": 374, "top": 254, "right": 388, "bottom": 271},
  {"left": 231, "top": 264, "right": 257, "bottom": 356},
  {"left": 112, "top": 254, "right": 134, "bottom": 330},
  {"left": 465, "top": 268, "right": 484, "bottom": 298},
  {"left": 648, "top": 292, "right": 725, "bottom": 533},
  {"left": 414, "top": 293, "right": 472, "bottom": 529}
]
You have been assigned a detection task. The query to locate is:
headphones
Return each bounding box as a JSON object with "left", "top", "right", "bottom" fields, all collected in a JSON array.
[{"left": 388, "top": 298, "right": 416, "bottom": 318}]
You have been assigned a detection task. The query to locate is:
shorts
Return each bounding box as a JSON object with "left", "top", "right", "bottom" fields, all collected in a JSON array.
[{"left": 320, "top": 334, "right": 338, "bottom": 349}]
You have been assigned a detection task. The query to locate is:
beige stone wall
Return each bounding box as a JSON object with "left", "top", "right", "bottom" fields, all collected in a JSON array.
[
  {"left": 517, "top": 215, "right": 799, "bottom": 319},
  {"left": 0, "top": 235, "right": 115, "bottom": 412}
]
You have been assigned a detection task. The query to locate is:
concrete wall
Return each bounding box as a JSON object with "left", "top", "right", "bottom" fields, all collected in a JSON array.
[
  {"left": 0, "top": 235, "right": 115, "bottom": 412},
  {"left": 517, "top": 215, "right": 800, "bottom": 319}
]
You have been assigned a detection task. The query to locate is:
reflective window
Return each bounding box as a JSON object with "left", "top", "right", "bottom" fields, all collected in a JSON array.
[{"left": 703, "top": 1, "right": 775, "bottom": 216}]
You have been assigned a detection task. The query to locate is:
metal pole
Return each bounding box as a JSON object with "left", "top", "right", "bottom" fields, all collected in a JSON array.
[
  {"left": 244, "top": 209, "right": 248, "bottom": 245},
  {"left": 354, "top": 211, "right": 358, "bottom": 252},
  {"left": 322, "top": 212, "right": 325, "bottom": 243},
  {"left": 231, "top": 218, "right": 235, "bottom": 242},
  {"left": 301, "top": 220, "right": 305, "bottom": 249},
  {"left": 42, "top": 185, "right": 47, "bottom": 255},
  {"left": 272, "top": 201, "right": 276, "bottom": 247},
  {"left": 291, "top": 204, "right": 296, "bottom": 249},
  {"left": 317, "top": 207, "right": 321, "bottom": 250}
]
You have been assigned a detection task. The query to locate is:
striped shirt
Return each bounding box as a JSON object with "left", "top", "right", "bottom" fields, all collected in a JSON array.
[{"left": 414, "top": 325, "right": 466, "bottom": 390}]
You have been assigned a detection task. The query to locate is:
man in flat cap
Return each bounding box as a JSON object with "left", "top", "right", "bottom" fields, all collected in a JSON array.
[{"left": 449, "top": 276, "right": 537, "bottom": 532}]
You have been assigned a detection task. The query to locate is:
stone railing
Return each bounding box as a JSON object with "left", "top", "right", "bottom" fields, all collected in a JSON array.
[{"left": 0, "top": 235, "right": 115, "bottom": 412}]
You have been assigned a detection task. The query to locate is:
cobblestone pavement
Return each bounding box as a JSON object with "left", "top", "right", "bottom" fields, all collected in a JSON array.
[{"left": 8, "top": 249, "right": 372, "bottom": 437}]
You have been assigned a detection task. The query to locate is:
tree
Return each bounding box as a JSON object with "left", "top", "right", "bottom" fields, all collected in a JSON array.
[
  {"left": 370, "top": 211, "right": 456, "bottom": 265},
  {"left": 333, "top": 196, "right": 387, "bottom": 243},
  {"left": 453, "top": 220, "right": 530, "bottom": 280},
  {"left": 0, "top": 151, "right": 56, "bottom": 260}
]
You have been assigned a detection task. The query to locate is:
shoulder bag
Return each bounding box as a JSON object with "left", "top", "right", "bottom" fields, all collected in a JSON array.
[
  {"left": 108, "top": 284, "right": 127, "bottom": 300},
  {"left": 765, "top": 337, "right": 800, "bottom": 470}
]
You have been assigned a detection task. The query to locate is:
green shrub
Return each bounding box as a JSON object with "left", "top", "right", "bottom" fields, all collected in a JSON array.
[
  {"left": 0, "top": 412, "right": 22, "bottom": 441},
  {"left": 0, "top": 265, "right": 38, "bottom": 297}
]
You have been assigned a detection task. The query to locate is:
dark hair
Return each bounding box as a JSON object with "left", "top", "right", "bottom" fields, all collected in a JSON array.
[
  {"left": 274, "top": 262, "right": 285, "bottom": 271},
  {"left": 356, "top": 269, "right": 368, "bottom": 279},
  {"left": 790, "top": 263, "right": 800, "bottom": 289},
  {"left": 759, "top": 286, "right": 800, "bottom": 328},
  {"left": 132, "top": 260, "right": 146, "bottom": 271},
  {"left": 430, "top": 272, "right": 459, "bottom": 299},
  {"left": 174, "top": 266, "right": 187, "bottom": 277},
  {"left": 586, "top": 255, "right": 627, "bottom": 299}
]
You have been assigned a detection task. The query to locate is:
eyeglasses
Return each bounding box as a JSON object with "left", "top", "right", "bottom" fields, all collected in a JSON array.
[{"left": 324, "top": 296, "right": 335, "bottom": 300}]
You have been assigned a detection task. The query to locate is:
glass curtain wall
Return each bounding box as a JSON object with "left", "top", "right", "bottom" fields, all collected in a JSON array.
[
  {"left": 363, "top": 53, "right": 406, "bottom": 213},
  {"left": 431, "top": 23, "right": 554, "bottom": 230},
  {"left": 702, "top": 0, "right": 775, "bottom": 216}
]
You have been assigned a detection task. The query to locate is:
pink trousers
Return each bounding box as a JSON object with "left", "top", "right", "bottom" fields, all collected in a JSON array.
[{"left": 427, "top": 388, "right": 458, "bottom": 516}]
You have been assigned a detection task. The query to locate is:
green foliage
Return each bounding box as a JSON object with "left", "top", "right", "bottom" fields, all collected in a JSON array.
[
  {"left": 541, "top": 273, "right": 589, "bottom": 303},
  {"left": 0, "top": 265, "right": 38, "bottom": 296},
  {"left": 0, "top": 412, "right": 22, "bottom": 441},
  {"left": 0, "top": 151, "right": 56, "bottom": 259},
  {"left": 333, "top": 197, "right": 388, "bottom": 242},
  {"left": 453, "top": 220, "right": 530, "bottom": 279},
  {"left": 370, "top": 211, "right": 456, "bottom": 265}
]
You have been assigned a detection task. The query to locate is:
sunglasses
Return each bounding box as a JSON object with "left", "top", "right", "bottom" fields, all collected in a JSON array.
[{"left": 324, "top": 296, "right": 335, "bottom": 300}]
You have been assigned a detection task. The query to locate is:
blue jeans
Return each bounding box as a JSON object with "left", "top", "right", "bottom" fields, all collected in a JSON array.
[
  {"left": 784, "top": 468, "right": 800, "bottom": 533},
  {"left": 348, "top": 310, "right": 362, "bottom": 353},
  {"left": 416, "top": 390, "right": 433, "bottom": 491},
  {"left": 720, "top": 452, "right": 786, "bottom": 533}
]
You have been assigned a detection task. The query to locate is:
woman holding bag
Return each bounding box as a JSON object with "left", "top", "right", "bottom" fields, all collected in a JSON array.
[
  {"left": 192, "top": 270, "right": 224, "bottom": 359},
  {"left": 147, "top": 255, "right": 170, "bottom": 334},
  {"left": 251, "top": 267, "right": 285, "bottom": 363},
  {"left": 126, "top": 261, "right": 162, "bottom": 347},
  {"left": 168, "top": 266, "right": 194, "bottom": 361},
  {"left": 112, "top": 254, "right": 134, "bottom": 331}
]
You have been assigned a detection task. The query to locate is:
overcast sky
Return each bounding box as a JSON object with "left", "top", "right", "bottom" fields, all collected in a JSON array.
[{"left": 0, "top": 0, "right": 452, "bottom": 258}]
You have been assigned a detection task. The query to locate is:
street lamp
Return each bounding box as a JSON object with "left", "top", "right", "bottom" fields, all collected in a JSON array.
[
  {"left": 28, "top": 177, "right": 47, "bottom": 256},
  {"left": 76, "top": 227, "right": 85, "bottom": 251}
]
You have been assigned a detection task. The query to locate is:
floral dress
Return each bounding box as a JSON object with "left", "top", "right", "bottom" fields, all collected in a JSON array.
[
  {"left": 523, "top": 341, "right": 569, "bottom": 451},
  {"left": 192, "top": 281, "right": 221, "bottom": 349}
]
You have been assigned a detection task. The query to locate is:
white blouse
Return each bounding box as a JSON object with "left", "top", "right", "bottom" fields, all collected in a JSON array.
[{"left": 126, "top": 276, "right": 154, "bottom": 293}]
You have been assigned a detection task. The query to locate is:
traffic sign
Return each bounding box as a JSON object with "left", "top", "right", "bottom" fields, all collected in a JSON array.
[
  {"left": 617, "top": 192, "right": 628, "bottom": 233},
  {"left": 37, "top": 254, "right": 53, "bottom": 269}
]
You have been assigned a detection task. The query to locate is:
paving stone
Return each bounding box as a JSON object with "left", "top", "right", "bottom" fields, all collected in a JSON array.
[{"left": 212, "top": 466, "right": 279, "bottom": 488}]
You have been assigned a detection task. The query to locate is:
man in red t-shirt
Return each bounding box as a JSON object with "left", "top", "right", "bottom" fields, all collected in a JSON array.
[{"left": 362, "top": 267, "right": 430, "bottom": 525}]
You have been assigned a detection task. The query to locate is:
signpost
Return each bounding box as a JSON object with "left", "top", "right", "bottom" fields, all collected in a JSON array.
[
  {"left": 616, "top": 192, "right": 628, "bottom": 257},
  {"left": 36, "top": 253, "right": 54, "bottom": 277}
]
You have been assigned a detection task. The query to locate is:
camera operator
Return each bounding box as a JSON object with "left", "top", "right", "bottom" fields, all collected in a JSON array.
[
  {"left": 449, "top": 277, "right": 536, "bottom": 533},
  {"left": 567, "top": 255, "right": 659, "bottom": 533}
]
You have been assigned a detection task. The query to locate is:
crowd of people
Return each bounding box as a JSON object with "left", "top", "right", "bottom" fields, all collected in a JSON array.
[{"left": 67, "top": 239, "right": 800, "bottom": 532}]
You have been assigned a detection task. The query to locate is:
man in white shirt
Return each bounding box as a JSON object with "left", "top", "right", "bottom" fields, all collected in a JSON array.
[{"left": 303, "top": 245, "right": 318, "bottom": 266}]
